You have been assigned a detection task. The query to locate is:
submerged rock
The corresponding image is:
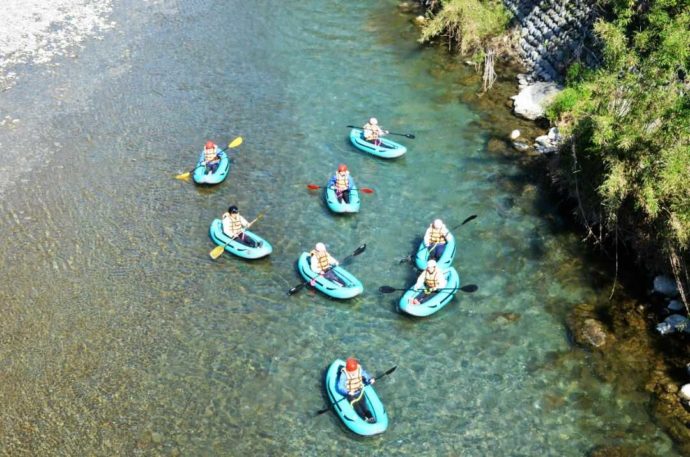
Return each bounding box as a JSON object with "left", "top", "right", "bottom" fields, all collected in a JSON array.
[
  {"left": 654, "top": 275, "right": 679, "bottom": 298},
  {"left": 566, "top": 303, "right": 614, "bottom": 349}
]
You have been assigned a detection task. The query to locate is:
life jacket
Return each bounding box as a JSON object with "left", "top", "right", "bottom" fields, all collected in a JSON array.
[
  {"left": 344, "top": 366, "right": 364, "bottom": 394},
  {"left": 424, "top": 268, "right": 441, "bottom": 289},
  {"left": 310, "top": 250, "right": 330, "bottom": 271},
  {"left": 335, "top": 172, "right": 349, "bottom": 191},
  {"left": 223, "top": 213, "right": 244, "bottom": 237},
  {"left": 428, "top": 225, "right": 447, "bottom": 244},
  {"left": 363, "top": 123, "right": 379, "bottom": 141},
  {"left": 204, "top": 146, "right": 218, "bottom": 162}
]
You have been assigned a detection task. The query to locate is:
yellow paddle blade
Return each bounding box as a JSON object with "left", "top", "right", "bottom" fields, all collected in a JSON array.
[
  {"left": 175, "top": 171, "right": 191, "bottom": 180},
  {"left": 209, "top": 244, "right": 226, "bottom": 259},
  {"left": 228, "top": 136, "right": 243, "bottom": 148}
]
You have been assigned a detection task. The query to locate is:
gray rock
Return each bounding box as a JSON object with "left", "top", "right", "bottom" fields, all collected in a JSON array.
[
  {"left": 513, "top": 82, "right": 563, "bottom": 120},
  {"left": 668, "top": 300, "right": 685, "bottom": 312}
]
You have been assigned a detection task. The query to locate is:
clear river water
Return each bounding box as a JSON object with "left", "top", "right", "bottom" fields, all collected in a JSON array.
[{"left": 0, "top": 0, "right": 681, "bottom": 455}]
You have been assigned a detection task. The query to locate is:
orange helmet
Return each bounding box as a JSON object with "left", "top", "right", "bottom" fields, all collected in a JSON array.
[
  {"left": 338, "top": 164, "right": 347, "bottom": 172},
  {"left": 205, "top": 141, "right": 214, "bottom": 149},
  {"left": 345, "top": 357, "right": 358, "bottom": 372}
]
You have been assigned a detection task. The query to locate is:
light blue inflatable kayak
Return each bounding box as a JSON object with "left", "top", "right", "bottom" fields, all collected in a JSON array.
[
  {"left": 325, "top": 177, "right": 360, "bottom": 214},
  {"left": 414, "top": 233, "right": 456, "bottom": 270},
  {"left": 209, "top": 219, "right": 272, "bottom": 259},
  {"left": 297, "top": 252, "right": 363, "bottom": 299},
  {"left": 349, "top": 128, "right": 406, "bottom": 159},
  {"left": 398, "top": 267, "right": 460, "bottom": 317},
  {"left": 325, "top": 359, "right": 388, "bottom": 436},
  {"left": 193, "top": 149, "right": 230, "bottom": 185}
]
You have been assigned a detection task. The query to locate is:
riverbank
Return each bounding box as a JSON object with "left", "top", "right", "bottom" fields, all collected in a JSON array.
[{"left": 406, "top": 0, "right": 690, "bottom": 453}]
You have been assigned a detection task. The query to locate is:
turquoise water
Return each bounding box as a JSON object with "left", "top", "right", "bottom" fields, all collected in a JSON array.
[{"left": 0, "top": 0, "right": 679, "bottom": 455}]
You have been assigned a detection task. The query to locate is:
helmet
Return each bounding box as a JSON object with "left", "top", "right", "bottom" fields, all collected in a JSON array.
[
  {"left": 205, "top": 140, "right": 214, "bottom": 149},
  {"left": 315, "top": 242, "right": 326, "bottom": 252},
  {"left": 433, "top": 219, "right": 443, "bottom": 229},
  {"left": 345, "top": 357, "right": 358, "bottom": 372},
  {"left": 427, "top": 259, "right": 437, "bottom": 269},
  {"left": 228, "top": 205, "right": 239, "bottom": 214},
  {"left": 337, "top": 164, "right": 347, "bottom": 172},
  {"left": 369, "top": 117, "right": 378, "bottom": 125}
]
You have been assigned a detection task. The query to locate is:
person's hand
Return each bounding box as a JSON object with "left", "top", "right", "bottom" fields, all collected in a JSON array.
[
  {"left": 384, "top": 130, "right": 389, "bottom": 134},
  {"left": 369, "top": 378, "right": 375, "bottom": 385},
  {"left": 334, "top": 260, "right": 340, "bottom": 266}
]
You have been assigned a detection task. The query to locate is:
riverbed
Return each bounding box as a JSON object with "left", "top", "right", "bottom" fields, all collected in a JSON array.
[{"left": 0, "top": 0, "right": 681, "bottom": 455}]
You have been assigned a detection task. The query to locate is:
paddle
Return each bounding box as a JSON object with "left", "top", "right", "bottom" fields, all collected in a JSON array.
[
  {"left": 209, "top": 212, "right": 265, "bottom": 259},
  {"left": 399, "top": 214, "right": 477, "bottom": 264},
  {"left": 346, "top": 125, "right": 415, "bottom": 139},
  {"left": 315, "top": 365, "right": 397, "bottom": 416},
  {"left": 287, "top": 244, "right": 367, "bottom": 296},
  {"left": 306, "top": 184, "right": 374, "bottom": 194},
  {"left": 378, "top": 284, "right": 479, "bottom": 294},
  {"left": 175, "top": 136, "right": 243, "bottom": 180}
]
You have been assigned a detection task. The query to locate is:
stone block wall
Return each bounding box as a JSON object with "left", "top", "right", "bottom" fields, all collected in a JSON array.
[{"left": 501, "top": 0, "right": 598, "bottom": 81}]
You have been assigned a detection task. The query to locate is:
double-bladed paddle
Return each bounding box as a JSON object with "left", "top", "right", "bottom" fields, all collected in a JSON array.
[
  {"left": 209, "top": 212, "right": 265, "bottom": 260},
  {"left": 399, "top": 214, "right": 477, "bottom": 264},
  {"left": 378, "top": 284, "right": 479, "bottom": 294},
  {"left": 315, "top": 365, "right": 397, "bottom": 416},
  {"left": 306, "top": 184, "right": 374, "bottom": 194},
  {"left": 346, "top": 125, "right": 415, "bottom": 139},
  {"left": 287, "top": 244, "right": 366, "bottom": 296},
  {"left": 175, "top": 136, "right": 243, "bottom": 181}
]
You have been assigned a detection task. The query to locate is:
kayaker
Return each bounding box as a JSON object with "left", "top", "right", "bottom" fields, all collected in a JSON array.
[
  {"left": 327, "top": 164, "right": 353, "bottom": 204},
  {"left": 201, "top": 140, "right": 221, "bottom": 174},
  {"left": 423, "top": 219, "right": 453, "bottom": 261},
  {"left": 410, "top": 259, "right": 447, "bottom": 305},
  {"left": 310, "top": 242, "right": 340, "bottom": 282},
  {"left": 362, "top": 117, "right": 388, "bottom": 146},
  {"left": 222, "top": 205, "right": 253, "bottom": 246},
  {"left": 336, "top": 357, "right": 376, "bottom": 423}
]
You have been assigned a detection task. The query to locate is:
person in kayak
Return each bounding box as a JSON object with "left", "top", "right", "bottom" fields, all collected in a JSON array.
[
  {"left": 423, "top": 218, "right": 453, "bottom": 261},
  {"left": 201, "top": 140, "right": 221, "bottom": 174},
  {"left": 309, "top": 242, "right": 341, "bottom": 283},
  {"left": 327, "top": 163, "right": 353, "bottom": 204},
  {"left": 362, "top": 117, "right": 388, "bottom": 146},
  {"left": 222, "top": 205, "right": 253, "bottom": 246},
  {"left": 410, "top": 259, "right": 447, "bottom": 305},
  {"left": 337, "top": 357, "right": 376, "bottom": 423}
]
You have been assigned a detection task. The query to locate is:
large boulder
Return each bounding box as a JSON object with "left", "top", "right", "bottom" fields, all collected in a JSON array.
[
  {"left": 653, "top": 275, "right": 679, "bottom": 298},
  {"left": 512, "top": 82, "right": 563, "bottom": 120}
]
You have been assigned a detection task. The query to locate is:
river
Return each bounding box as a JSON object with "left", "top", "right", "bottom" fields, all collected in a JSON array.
[{"left": 0, "top": 0, "right": 681, "bottom": 455}]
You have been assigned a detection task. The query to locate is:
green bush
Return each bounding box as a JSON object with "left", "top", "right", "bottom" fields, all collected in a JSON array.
[{"left": 418, "top": 0, "right": 511, "bottom": 55}]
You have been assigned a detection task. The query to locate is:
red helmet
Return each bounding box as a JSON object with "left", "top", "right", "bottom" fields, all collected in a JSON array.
[
  {"left": 205, "top": 141, "right": 214, "bottom": 149},
  {"left": 338, "top": 164, "right": 347, "bottom": 172},
  {"left": 345, "top": 357, "right": 358, "bottom": 372}
]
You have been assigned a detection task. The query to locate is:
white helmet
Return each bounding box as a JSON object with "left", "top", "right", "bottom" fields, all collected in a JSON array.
[
  {"left": 427, "top": 259, "right": 437, "bottom": 269},
  {"left": 369, "top": 117, "right": 378, "bottom": 125},
  {"left": 315, "top": 242, "right": 326, "bottom": 252},
  {"left": 433, "top": 219, "right": 443, "bottom": 229}
]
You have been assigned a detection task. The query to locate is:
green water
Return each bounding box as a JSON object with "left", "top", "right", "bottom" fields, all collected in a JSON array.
[{"left": 0, "top": 0, "right": 679, "bottom": 455}]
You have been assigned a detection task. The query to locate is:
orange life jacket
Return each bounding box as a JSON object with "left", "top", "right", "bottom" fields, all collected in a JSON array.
[
  {"left": 424, "top": 268, "right": 441, "bottom": 289},
  {"left": 428, "top": 226, "right": 447, "bottom": 244},
  {"left": 310, "top": 250, "right": 330, "bottom": 271},
  {"left": 335, "top": 172, "right": 349, "bottom": 191},
  {"left": 344, "top": 366, "right": 364, "bottom": 394}
]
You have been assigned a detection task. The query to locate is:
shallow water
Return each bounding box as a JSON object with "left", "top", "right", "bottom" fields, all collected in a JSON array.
[{"left": 0, "top": 0, "right": 680, "bottom": 455}]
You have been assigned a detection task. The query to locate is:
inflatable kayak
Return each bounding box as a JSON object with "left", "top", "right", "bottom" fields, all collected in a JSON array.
[
  {"left": 193, "top": 149, "right": 230, "bottom": 185},
  {"left": 398, "top": 267, "right": 460, "bottom": 317},
  {"left": 297, "top": 252, "right": 363, "bottom": 299},
  {"left": 414, "top": 233, "right": 456, "bottom": 270},
  {"left": 209, "top": 219, "right": 272, "bottom": 259},
  {"left": 325, "top": 177, "right": 361, "bottom": 214},
  {"left": 349, "top": 128, "right": 407, "bottom": 159},
  {"left": 325, "top": 359, "right": 388, "bottom": 436}
]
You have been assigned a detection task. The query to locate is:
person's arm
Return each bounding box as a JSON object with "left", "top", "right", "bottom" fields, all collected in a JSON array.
[
  {"left": 444, "top": 229, "right": 453, "bottom": 243},
  {"left": 221, "top": 215, "right": 230, "bottom": 234},
  {"left": 328, "top": 253, "right": 339, "bottom": 266},
  {"left": 436, "top": 271, "right": 447, "bottom": 290},
  {"left": 310, "top": 255, "right": 321, "bottom": 273},
  {"left": 327, "top": 175, "right": 336, "bottom": 189},
  {"left": 361, "top": 368, "right": 374, "bottom": 385},
  {"left": 423, "top": 227, "right": 432, "bottom": 246},
  {"left": 336, "top": 370, "right": 349, "bottom": 396},
  {"left": 240, "top": 216, "right": 250, "bottom": 228}
]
